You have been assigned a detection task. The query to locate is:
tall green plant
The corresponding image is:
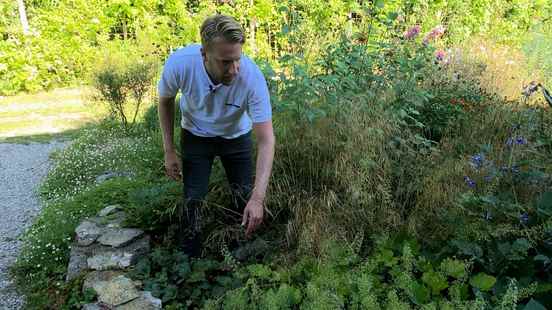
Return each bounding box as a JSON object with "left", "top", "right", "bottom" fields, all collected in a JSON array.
[{"left": 92, "top": 57, "right": 157, "bottom": 131}]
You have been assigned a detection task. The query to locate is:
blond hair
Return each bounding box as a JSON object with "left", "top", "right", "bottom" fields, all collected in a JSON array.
[{"left": 200, "top": 14, "right": 245, "bottom": 49}]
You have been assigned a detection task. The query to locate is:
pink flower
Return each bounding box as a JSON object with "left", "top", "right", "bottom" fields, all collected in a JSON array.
[
  {"left": 435, "top": 49, "right": 446, "bottom": 61},
  {"left": 403, "top": 25, "right": 421, "bottom": 40},
  {"left": 423, "top": 25, "right": 446, "bottom": 44}
]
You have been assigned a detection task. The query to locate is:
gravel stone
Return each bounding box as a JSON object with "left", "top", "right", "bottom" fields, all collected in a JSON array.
[{"left": 0, "top": 141, "right": 68, "bottom": 309}]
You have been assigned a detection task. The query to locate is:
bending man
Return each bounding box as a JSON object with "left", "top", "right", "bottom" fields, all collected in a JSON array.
[{"left": 157, "top": 14, "right": 275, "bottom": 257}]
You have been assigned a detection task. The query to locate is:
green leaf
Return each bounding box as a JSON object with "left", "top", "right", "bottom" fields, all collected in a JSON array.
[
  {"left": 176, "top": 261, "right": 191, "bottom": 279},
  {"left": 161, "top": 284, "right": 178, "bottom": 303},
  {"left": 449, "top": 283, "right": 469, "bottom": 301},
  {"left": 421, "top": 271, "right": 449, "bottom": 294},
  {"left": 534, "top": 255, "right": 551, "bottom": 266},
  {"left": 374, "top": 0, "right": 385, "bottom": 9},
  {"left": 410, "top": 282, "right": 430, "bottom": 304},
  {"left": 247, "top": 264, "right": 273, "bottom": 279},
  {"left": 440, "top": 259, "right": 467, "bottom": 279},
  {"left": 187, "top": 270, "right": 206, "bottom": 283},
  {"left": 469, "top": 273, "right": 496, "bottom": 291},
  {"left": 387, "top": 12, "right": 399, "bottom": 21},
  {"left": 450, "top": 240, "right": 484, "bottom": 258},
  {"left": 378, "top": 249, "right": 398, "bottom": 267},
  {"left": 523, "top": 299, "right": 547, "bottom": 310},
  {"left": 510, "top": 238, "right": 531, "bottom": 260},
  {"left": 537, "top": 192, "right": 552, "bottom": 216}
]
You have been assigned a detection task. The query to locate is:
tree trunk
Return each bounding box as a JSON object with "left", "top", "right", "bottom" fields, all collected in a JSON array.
[
  {"left": 122, "top": 21, "right": 128, "bottom": 40},
  {"left": 249, "top": 0, "right": 257, "bottom": 57},
  {"left": 17, "top": 0, "right": 31, "bottom": 35}
]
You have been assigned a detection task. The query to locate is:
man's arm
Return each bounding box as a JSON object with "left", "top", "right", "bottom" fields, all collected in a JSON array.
[
  {"left": 159, "top": 96, "right": 182, "bottom": 180},
  {"left": 242, "top": 120, "right": 275, "bottom": 236}
]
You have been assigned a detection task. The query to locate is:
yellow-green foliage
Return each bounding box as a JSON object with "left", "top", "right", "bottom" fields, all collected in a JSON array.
[{"left": 1, "top": 0, "right": 551, "bottom": 95}]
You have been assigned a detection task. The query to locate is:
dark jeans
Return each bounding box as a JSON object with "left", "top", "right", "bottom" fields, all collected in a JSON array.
[{"left": 178, "top": 128, "right": 253, "bottom": 256}]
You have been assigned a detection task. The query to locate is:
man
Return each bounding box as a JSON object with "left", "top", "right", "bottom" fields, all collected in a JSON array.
[{"left": 157, "top": 14, "right": 275, "bottom": 257}]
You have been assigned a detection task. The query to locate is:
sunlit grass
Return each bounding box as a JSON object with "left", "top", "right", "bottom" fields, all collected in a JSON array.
[
  {"left": 0, "top": 87, "right": 108, "bottom": 141},
  {"left": 0, "top": 87, "right": 87, "bottom": 106}
]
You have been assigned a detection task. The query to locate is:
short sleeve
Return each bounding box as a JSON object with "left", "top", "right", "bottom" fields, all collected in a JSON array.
[
  {"left": 157, "top": 56, "right": 180, "bottom": 98},
  {"left": 247, "top": 67, "right": 272, "bottom": 123}
]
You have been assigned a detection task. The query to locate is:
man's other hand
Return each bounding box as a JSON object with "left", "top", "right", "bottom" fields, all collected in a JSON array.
[
  {"left": 164, "top": 150, "right": 182, "bottom": 181},
  {"left": 242, "top": 199, "right": 263, "bottom": 238}
]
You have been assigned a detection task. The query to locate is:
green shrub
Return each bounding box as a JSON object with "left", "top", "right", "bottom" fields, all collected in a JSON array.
[
  {"left": 91, "top": 54, "right": 157, "bottom": 131},
  {"left": 142, "top": 103, "right": 160, "bottom": 132},
  {"left": 141, "top": 96, "right": 183, "bottom": 132},
  {"left": 125, "top": 180, "right": 182, "bottom": 233}
]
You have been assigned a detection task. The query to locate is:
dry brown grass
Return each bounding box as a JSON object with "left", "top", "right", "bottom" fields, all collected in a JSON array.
[
  {"left": 264, "top": 40, "right": 552, "bottom": 253},
  {"left": 266, "top": 98, "right": 430, "bottom": 254},
  {"left": 447, "top": 39, "right": 546, "bottom": 104}
]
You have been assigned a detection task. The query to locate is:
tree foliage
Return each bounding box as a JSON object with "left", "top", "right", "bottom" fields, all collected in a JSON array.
[{"left": 0, "top": 0, "right": 550, "bottom": 95}]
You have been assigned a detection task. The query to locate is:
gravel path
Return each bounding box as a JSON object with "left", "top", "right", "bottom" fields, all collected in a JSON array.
[{"left": 0, "top": 141, "right": 68, "bottom": 309}]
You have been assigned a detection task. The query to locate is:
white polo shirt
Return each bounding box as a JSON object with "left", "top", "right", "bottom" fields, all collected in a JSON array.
[{"left": 157, "top": 44, "right": 272, "bottom": 139}]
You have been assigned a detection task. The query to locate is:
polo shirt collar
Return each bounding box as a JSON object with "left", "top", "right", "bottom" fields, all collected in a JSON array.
[{"left": 201, "top": 62, "right": 224, "bottom": 93}]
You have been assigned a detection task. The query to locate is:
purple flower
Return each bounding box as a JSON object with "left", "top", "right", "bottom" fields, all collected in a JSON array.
[
  {"left": 507, "top": 136, "right": 527, "bottom": 147},
  {"left": 403, "top": 25, "right": 421, "bottom": 40},
  {"left": 515, "top": 136, "right": 527, "bottom": 145},
  {"left": 470, "top": 154, "right": 484, "bottom": 170},
  {"left": 423, "top": 25, "right": 445, "bottom": 44},
  {"left": 519, "top": 213, "right": 529, "bottom": 225},
  {"left": 484, "top": 175, "right": 493, "bottom": 182},
  {"left": 506, "top": 138, "right": 514, "bottom": 146},
  {"left": 464, "top": 176, "right": 476, "bottom": 188},
  {"left": 435, "top": 49, "right": 446, "bottom": 61}
]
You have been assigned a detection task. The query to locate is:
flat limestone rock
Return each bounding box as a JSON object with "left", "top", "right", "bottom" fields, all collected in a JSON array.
[
  {"left": 68, "top": 236, "right": 149, "bottom": 279},
  {"left": 88, "top": 211, "right": 127, "bottom": 229},
  {"left": 84, "top": 272, "right": 139, "bottom": 306},
  {"left": 86, "top": 236, "right": 150, "bottom": 271},
  {"left": 83, "top": 270, "right": 124, "bottom": 291},
  {"left": 106, "top": 212, "right": 127, "bottom": 229},
  {"left": 87, "top": 252, "right": 134, "bottom": 270},
  {"left": 116, "top": 291, "right": 162, "bottom": 310},
  {"left": 99, "top": 205, "right": 122, "bottom": 217},
  {"left": 66, "top": 245, "right": 89, "bottom": 281},
  {"left": 98, "top": 228, "right": 144, "bottom": 248},
  {"left": 76, "top": 220, "right": 104, "bottom": 246}
]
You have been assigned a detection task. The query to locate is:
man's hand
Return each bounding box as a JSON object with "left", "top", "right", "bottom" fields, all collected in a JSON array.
[
  {"left": 242, "top": 199, "right": 264, "bottom": 237},
  {"left": 164, "top": 150, "right": 182, "bottom": 181}
]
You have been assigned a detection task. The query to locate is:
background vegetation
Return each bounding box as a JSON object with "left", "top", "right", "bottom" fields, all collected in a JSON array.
[{"left": 3, "top": 0, "right": 552, "bottom": 309}]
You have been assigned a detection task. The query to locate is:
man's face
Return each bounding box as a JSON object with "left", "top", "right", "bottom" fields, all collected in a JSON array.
[{"left": 201, "top": 39, "right": 242, "bottom": 86}]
